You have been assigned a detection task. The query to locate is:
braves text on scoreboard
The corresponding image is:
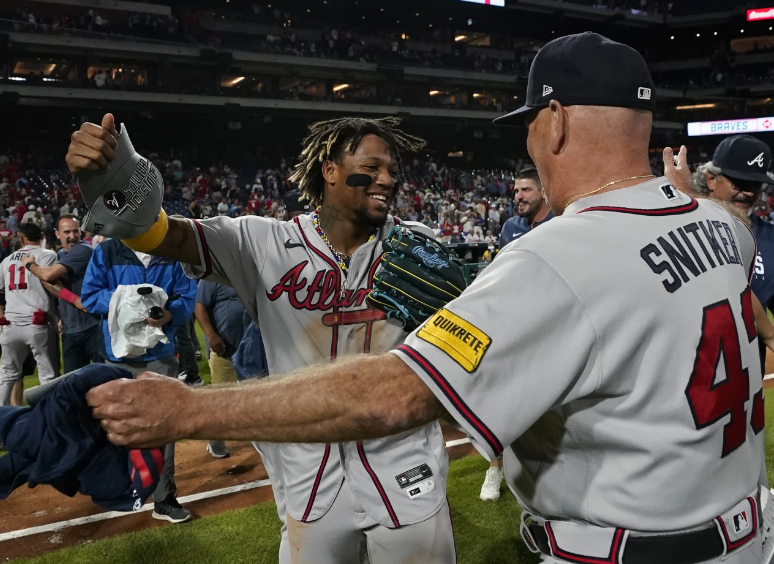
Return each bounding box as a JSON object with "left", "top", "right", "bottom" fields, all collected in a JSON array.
[
  {"left": 455, "top": 0, "right": 505, "bottom": 5},
  {"left": 748, "top": 7, "right": 774, "bottom": 21},
  {"left": 687, "top": 117, "right": 774, "bottom": 137}
]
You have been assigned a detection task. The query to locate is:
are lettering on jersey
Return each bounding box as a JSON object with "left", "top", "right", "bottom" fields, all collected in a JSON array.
[{"left": 641, "top": 219, "right": 742, "bottom": 293}]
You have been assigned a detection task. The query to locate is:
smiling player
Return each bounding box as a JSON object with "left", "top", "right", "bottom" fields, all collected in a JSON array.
[{"left": 65, "top": 115, "right": 456, "bottom": 563}]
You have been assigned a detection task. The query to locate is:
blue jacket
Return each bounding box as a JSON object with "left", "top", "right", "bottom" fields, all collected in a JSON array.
[
  {"left": 0, "top": 364, "right": 163, "bottom": 512},
  {"left": 81, "top": 239, "right": 197, "bottom": 363}
]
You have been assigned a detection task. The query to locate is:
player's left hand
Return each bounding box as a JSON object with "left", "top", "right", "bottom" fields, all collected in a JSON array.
[
  {"left": 663, "top": 145, "right": 696, "bottom": 197},
  {"left": 87, "top": 373, "right": 194, "bottom": 448},
  {"left": 145, "top": 308, "right": 172, "bottom": 328},
  {"left": 21, "top": 256, "right": 36, "bottom": 269}
]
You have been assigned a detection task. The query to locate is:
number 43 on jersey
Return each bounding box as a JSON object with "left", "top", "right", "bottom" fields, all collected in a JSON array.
[{"left": 686, "top": 288, "right": 765, "bottom": 458}]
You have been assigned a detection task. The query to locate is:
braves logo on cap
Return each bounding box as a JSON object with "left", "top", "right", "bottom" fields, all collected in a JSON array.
[
  {"left": 104, "top": 190, "right": 126, "bottom": 211},
  {"left": 748, "top": 152, "right": 766, "bottom": 168}
]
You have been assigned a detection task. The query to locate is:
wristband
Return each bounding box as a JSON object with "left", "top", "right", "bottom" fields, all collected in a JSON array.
[
  {"left": 59, "top": 288, "right": 79, "bottom": 305},
  {"left": 122, "top": 208, "right": 169, "bottom": 253}
]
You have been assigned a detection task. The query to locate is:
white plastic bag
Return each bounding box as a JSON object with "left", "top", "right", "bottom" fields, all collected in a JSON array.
[{"left": 108, "top": 284, "right": 170, "bottom": 359}]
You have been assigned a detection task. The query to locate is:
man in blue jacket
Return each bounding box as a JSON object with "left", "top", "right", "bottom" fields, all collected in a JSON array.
[{"left": 81, "top": 238, "right": 196, "bottom": 523}]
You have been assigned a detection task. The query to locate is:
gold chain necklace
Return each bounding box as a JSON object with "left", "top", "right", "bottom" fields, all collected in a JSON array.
[
  {"left": 563, "top": 175, "right": 656, "bottom": 211},
  {"left": 312, "top": 210, "right": 377, "bottom": 297}
]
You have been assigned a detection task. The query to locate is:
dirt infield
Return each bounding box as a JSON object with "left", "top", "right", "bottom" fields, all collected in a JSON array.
[{"left": 0, "top": 424, "right": 475, "bottom": 560}]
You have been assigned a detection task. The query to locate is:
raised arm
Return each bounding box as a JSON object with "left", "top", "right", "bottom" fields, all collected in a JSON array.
[{"left": 65, "top": 113, "right": 200, "bottom": 264}]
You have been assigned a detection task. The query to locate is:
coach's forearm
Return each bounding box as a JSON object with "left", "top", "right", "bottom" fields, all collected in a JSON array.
[
  {"left": 182, "top": 353, "right": 444, "bottom": 443},
  {"left": 144, "top": 216, "right": 201, "bottom": 265}
]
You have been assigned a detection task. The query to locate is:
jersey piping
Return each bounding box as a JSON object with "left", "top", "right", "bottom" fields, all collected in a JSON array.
[
  {"left": 577, "top": 199, "right": 699, "bottom": 216},
  {"left": 396, "top": 344, "right": 503, "bottom": 456},
  {"left": 191, "top": 219, "right": 213, "bottom": 279},
  {"left": 356, "top": 442, "right": 401, "bottom": 528},
  {"left": 301, "top": 443, "right": 332, "bottom": 522}
]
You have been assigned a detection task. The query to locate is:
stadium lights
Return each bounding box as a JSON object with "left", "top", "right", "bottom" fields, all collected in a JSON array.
[
  {"left": 333, "top": 84, "right": 350, "bottom": 92},
  {"left": 224, "top": 76, "right": 245, "bottom": 87},
  {"left": 9, "top": 77, "right": 25, "bottom": 81},
  {"left": 455, "top": 35, "right": 467, "bottom": 41},
  {"left": 714, "top": 32, "right": 718, "bottom": 35},
  {"left": 741, "top": 29, "right": 745, "bottom": 33},
  {"left": 696, "top": 33, "right": 700, "bottom": 37},
  {"left": 670, "top": 35, "right": 675, "bottom": 39},
  {"left": 676, "top": 103, "right": 718, "bottom": 110},
  {"left": 473, "top": 93, "right": 483, "bottom": 98}
]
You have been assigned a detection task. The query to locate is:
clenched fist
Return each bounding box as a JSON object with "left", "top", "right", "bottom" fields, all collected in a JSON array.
[
  {"left": 87, "top": 372, "right": 195, "bottom": 448},
  {"left": 66, "top": 113, "right": 119, "bottom": 175}
]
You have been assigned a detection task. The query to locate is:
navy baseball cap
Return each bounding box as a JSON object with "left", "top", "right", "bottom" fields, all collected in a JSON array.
[
  {"left": 713, "top": 135, "right": 772, "bottom": 185},
  {"left": 283, "top": 189, "right": 311, "bottom": 214},
  {"left": 495, "top": 32, "right": 656, "bottom": 124}
]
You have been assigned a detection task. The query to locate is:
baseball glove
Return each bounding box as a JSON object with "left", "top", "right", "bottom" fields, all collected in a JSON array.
[{"left": 368, "top": 225, "right": 467, "bottom": 332}]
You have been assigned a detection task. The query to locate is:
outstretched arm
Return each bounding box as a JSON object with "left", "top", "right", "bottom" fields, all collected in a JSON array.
[
  {"left": 87, "top": 353, "right": 445, "bottom": 448},
  {"left": 22, "top": 259, "right": 68, "bottom": 283},
  {"left": 65, "top": 113, "right": 200, "bottom": 264}
]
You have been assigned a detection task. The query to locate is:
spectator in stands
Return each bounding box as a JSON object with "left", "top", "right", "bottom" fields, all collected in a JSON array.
[
  {"left": 217, "top": 197, "right": 230, "bottom": 216},
  {"left": 22, "top": 214, "right": 101, "bottom": 372},
  {"left": 498, "top": 167, "right": 553, "bottom": 249},
  {"left": 80, "top": 239, "right": 197, "bottom": 524},
  {"left": 0, "top": 219, "right": 13, "bottom": 262}
]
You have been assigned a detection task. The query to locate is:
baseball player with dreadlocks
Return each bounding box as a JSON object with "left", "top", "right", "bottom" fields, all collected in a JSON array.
[{"left": 65, "top": 114, "right": 457, "bottom": 563}]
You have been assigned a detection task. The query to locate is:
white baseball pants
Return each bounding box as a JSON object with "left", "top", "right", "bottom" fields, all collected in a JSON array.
[
  {"left": 285, "top": 478, "right": 456, "bottom": 564},
  {"left": 0, "top": 324, "right": 58, "bottom": 405}
]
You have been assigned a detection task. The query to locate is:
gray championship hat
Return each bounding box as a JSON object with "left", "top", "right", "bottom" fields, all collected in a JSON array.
[{"left": 79, "top": 124, "right": 164, "bottom": 239}]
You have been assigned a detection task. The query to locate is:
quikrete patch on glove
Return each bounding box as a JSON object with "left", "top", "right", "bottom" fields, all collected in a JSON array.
[
  {"left": 78, "top": 124, "right": 165, "bottom": 242},
  {"left": 368, "top": 226, "right": 467, "bottom": 332}
]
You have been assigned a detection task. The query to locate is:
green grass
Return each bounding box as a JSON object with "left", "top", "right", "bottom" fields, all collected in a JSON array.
[{"left": 13, "top": 456, "right": 538, "bottom": 564}]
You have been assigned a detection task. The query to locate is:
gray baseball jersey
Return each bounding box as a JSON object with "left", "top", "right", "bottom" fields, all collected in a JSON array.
[
  {"left": 394, "top": 178, "right": 764, "bottom": 533},
  {"left": 183, "top": 214, "right": 448, "bottom": 528},
  {"left": 0, "top": 245, "right": 58, "bottom": 324}
]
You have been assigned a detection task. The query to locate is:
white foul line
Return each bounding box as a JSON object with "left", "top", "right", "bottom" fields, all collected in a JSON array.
[
  {"left": 445, "top": 437, "right": 471, "bottom": 448},
  {"left": 0, "top": 478, "right": 272, "bottom": 543},
  {"left": 0, "top": 438, "right": 472, "bottom": 543}
]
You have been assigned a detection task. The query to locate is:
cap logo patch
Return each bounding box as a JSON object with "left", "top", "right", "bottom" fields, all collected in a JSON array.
[
  {"left": 638, "top": 87, "right": 652, "bottom": 100},
  {"left": 748, "top": 152, "right": 766, "bottom": 168},
  {"left": 103, "top": 190, "right": 125, "bottom": 211},
  {"left": 542, "top": 85, "right": 553, "bottom": 97}
]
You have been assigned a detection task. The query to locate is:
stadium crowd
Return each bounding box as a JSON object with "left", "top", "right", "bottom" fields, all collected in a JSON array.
[{"left": 1, "top": 3, "right": 534, "bottom": 79}]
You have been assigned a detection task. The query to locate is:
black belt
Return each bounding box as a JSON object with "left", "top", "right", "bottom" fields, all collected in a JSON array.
[{"left": 527, "top": 523, "right": 725, "bottom": 564}]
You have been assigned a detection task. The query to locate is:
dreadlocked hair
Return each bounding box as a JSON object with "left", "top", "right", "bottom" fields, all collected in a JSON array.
[{"left": 289, "top": 116, "right": 426, "bottom": 207}]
